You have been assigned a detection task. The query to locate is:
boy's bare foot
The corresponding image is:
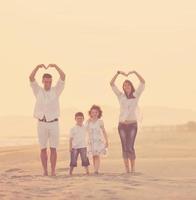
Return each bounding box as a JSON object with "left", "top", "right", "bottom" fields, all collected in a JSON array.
[
  {"left": 69, "top": 167, "right": 74, "bottom": 176},
  {"left": 85, "top": 167, "right": 89, "bottom": 175}
]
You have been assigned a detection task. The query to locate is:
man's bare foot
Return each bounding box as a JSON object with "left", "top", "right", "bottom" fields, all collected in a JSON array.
[
  {"left": 43, "top": 171, "right": 48, "bottom": 176},
  {"left": 131, "top": 170, "right": 135, "bottom": 175}
]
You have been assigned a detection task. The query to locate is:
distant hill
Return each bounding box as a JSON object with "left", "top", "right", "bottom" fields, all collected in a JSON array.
[{"left": 141, "top": 106, "right": 196, "bottom": 126}]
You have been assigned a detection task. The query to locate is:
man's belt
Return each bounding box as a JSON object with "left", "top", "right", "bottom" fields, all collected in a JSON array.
[{"left": 39, "top": 118, "right": 58, "bottom": 123}]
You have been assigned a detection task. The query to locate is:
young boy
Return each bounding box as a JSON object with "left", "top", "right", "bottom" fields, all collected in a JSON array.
[{"left": 69, "top": 112, "right": 90, "bottom": 175}]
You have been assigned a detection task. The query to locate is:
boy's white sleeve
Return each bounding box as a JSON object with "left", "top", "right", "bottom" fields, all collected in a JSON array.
[{"left": 69, "top": 128, "right": 74, "bottom": 138}]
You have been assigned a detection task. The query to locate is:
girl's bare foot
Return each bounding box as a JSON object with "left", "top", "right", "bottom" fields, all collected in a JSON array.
[
  {"left": 131, "top": 166, "right": 135, "bottom": 174},
  {"left": 131, "top": 170, "right": 135, "bottom": 175},
  {"left": 86, "top": 171, "right": 90, "bottom": 175},
  {"left": 69, "top": 172, "right": 73, "bottom": 176}
]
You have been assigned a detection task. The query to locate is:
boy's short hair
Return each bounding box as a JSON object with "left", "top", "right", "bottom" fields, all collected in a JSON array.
[
  {"left": 75, "top": 112, "right": 84, "bottom": 119},
  {"left": 42, "top": 73, "right": 52, "bottom": 79}
]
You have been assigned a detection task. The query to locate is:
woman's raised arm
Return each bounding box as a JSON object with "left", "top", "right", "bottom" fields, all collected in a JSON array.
[
  {"left": 128, "top": 71, "right": 145, "bottom": 84},
  {"left": 110, "top": 71, "right": 127, "bottom": 97},
  {"left": 110, "top": 71, "right": 127, "bottom": 86}
]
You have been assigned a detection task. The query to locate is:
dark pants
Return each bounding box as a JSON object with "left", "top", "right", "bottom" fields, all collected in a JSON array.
[
  {"left": 118, "top": 122, "right": 138, "bottom": 160},
  {"left": 70, "top": 147, "right": 90, "bottom": 167}
]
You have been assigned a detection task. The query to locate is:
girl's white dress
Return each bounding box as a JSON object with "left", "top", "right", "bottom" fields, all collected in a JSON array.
[{"left": 86, "top": 119, "right": 107, "bottom": 156}]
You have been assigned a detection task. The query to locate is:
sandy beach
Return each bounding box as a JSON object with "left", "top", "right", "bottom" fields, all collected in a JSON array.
[
  {"left": 1, "top": 129, "right": 196, "bottom": 200},
  {"left": 1, "top": 0, "right": 196, "bottom": 199}
]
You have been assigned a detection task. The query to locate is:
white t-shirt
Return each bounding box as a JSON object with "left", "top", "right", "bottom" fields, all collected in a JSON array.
[
  {"left": 30, "top": 79, "right": 65, "bottom": 121},
  {"left": 70, "top": 125, "right": 87, "bottom": 149},
  {"left": 111, "top": 82, "right": 145, "bottom": 122}
]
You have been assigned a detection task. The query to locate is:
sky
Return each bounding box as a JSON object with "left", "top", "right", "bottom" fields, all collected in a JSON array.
[{"left": 0, "top": 0, "right": 196, "bottom": 116}]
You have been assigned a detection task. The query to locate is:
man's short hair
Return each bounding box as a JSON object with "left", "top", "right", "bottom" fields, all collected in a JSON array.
[
  {"left": 75, "top": 112, "right": 84, "bottom": 119},
  {"left": 42, "top": 73, "right": 52, "bottom": 79}
]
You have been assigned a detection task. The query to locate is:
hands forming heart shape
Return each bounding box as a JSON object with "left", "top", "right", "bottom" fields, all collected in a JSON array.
[
  {"left": 118, "top": 70, "right": 136, "bottom": 76},
  {"left": 37, "top": 64, "right": 57, "bottom": 69}
]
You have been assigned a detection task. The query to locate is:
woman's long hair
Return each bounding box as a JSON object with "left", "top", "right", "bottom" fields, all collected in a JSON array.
[{"left": 122, "top": 80, "right": 136, "bottom": 99}]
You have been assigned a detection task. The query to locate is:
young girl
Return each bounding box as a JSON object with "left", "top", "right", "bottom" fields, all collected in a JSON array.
[{"left": 86, "top": 105, "right": 108, "bottom": 174}]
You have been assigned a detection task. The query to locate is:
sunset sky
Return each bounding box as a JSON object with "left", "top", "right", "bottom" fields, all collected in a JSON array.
[{"left": 0, "top": 0, "right": 196, "bottom": 116}]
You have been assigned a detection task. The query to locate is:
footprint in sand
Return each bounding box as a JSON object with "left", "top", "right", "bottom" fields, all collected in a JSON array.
[
  {"left": 84, "top": 195, "right": 94, "bottom": 199},
  {"left": 57, "top": 167, "right": 70, "bottom": 172},
  {"left": 10, "top": 175, "right": 33, "bottom": 179},
  {"left": 100, "top": 189, "right": 117, "bottom": 195},
  {"left": 122, "top": 186, "right": 136, "bottom": 190},
  {"left": 5, "top": 168, "right": 24, "bottom": 173},
  {"left": 0, "top": 194, "right": 7, "bottom": 198},
  {"left": 132, "top": 172, "right": 143, "bottom": 176}
]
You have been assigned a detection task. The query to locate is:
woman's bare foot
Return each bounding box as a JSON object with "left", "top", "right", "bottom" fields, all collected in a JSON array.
[
  {"left": 69, "top": 167, "right": 74, "bottom": 176},
  {"left": 51, "top": 171, "right": 56, "bottom": 176}
]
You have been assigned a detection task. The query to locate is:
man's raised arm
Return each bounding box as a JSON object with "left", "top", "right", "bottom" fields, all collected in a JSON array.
[
  {"left": 48, "top": 64, "right": 65, "bottom": 81},
  {"left": 29, "top": 64, "right": 45, "bottom": 82}
]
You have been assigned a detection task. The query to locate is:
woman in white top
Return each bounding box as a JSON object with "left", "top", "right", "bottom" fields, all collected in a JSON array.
[{"left": 110, "top": 70, "right": 145, "bottom": 173}]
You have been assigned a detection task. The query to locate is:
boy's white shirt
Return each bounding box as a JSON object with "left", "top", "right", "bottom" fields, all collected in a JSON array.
[{"left": 70, "top": 124, "right": 88, "bottom": 149}]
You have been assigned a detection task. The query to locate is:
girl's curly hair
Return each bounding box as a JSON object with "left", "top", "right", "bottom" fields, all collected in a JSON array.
[{"left": 88, "top": 105, "right": 103, "bottom": 119}]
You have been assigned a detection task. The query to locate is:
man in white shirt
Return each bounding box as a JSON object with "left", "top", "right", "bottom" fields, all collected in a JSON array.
[{"left": 29, "top": 64, "right": 65, "bottom": 176}]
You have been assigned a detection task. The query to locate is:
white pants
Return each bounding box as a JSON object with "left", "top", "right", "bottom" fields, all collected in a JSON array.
[{"left": 37, "top": 121, "right": 59, "bottom": 149}]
